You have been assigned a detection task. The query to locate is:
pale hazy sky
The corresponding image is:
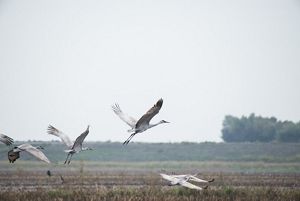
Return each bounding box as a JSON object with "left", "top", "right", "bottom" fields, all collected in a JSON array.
[{"left": 0, "top": 0, "right": 300, "bottom": 142}]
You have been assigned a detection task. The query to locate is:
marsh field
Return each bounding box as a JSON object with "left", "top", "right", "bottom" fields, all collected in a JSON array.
[{"left": 0, "top": 142, "right": 300, "bottom": 200}]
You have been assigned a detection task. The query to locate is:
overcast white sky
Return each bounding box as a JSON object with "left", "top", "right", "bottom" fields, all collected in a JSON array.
[{"left": 0, "top": 0, "right": 300, "bottom": 143}]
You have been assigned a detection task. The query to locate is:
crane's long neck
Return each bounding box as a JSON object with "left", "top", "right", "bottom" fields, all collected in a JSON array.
[{"left": 148, "top": 121, "right": 163, "bottom": 129}]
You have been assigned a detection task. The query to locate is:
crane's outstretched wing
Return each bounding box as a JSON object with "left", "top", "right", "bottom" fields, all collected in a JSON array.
[
  {"left": 180, "top": 181, "right": 205, "bottom": 190},
  {"left": 135, "top": 98, "right": 163, "bottom": 128},
  {"left": 0, "top": 133, "right": 14, "bottom": 146},
  {"left": 188, "top": 175, "right": 214, "bottom": 183},
  {"left": 16, "top": 143, "right": 50, "bottom": 163},
  {"left": 112, "top": 104, "right": 137, "bottom": 128},
  {"left": 172, "top": 174, "right": 212, "bottom": 183},
  {"left": 172, "top": 174, "right": 188, "bottom": 178},
  {"left": 72, "top": 126, "right": 89, "bottom": 150},
  {"left": 47, "top": 125, "right": 73, "bottom": 148},
  {"left": 160, "top": 173, "right": 177, "bottom": 182}
]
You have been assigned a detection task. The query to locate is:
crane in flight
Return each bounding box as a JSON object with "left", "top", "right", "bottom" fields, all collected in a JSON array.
[
  {"left": 171, "top": 173, "right": 214, "bottom": 183},
  {"left": 8, "top": 143, "right": 50, "bottom": 163},
  {"left": 112, "top": 98, "right": 169, "bottom": 145},
  {"left": 160, "top": 173, "right": 208, "bottom": 190},
  {"left": 47, "top": 125, "right": 92, "bottom": 164}
]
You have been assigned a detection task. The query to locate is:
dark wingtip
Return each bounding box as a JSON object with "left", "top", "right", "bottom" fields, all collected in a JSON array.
[
  {"left": 1, "top": 134, "right": 14, "bottom": 146},
  {"left": 208, "top": 178, "right": 215, "bottom": 183},
  {"left": 47, "top": 125, "right": 57, "bottom": 134},
  {"left": 203, "top": 185, "right": 208, "bottom": 190},
  {"left": 5, "top": 139, "right": 14, "bottom": 146},
  {"left": 156, "top": 98, "right": 163, "bottom": 107},
  {"left": 37, "top": 146, "right": 44, "bottom": 150}
]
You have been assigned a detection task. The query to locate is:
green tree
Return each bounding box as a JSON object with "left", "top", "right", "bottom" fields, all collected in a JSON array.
[
  {"left": 276, "top": 121, "right": 300, "bottom": 142},
  {"left": 221, "top": 114, "right": 279, "bottom": 142},
  {"left": 222, "top": 115, "right": 245, "bottom": 142}
]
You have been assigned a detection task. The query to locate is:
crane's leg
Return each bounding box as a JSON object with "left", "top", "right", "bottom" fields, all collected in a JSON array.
[
  {"left": 125, "top": 135, "right": 134, "bottom": 144},
  {"left": 59, "top": 174, "right": 65, "bottom": 184},
  {"left": 67, "top": 154, "right": 74, "bottom": 164},
  {"left": 123, "top": 133, "right": 136, "bottom": 145},
  {"left": 64, "top": 153, "right": 70, "bottom": 164}
]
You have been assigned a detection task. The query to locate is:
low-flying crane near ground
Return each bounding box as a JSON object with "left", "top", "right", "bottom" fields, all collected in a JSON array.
[
  {"left": 0, "top": 133, "right": 14, "bottom": 146},
  {"left": 47, "top": 125, "right": 92, "bottom": 164},
  {"left": 171, "top": 174, "right": 215, "bottom": 183},
  {"left": 160, "top": 173, "right": 209, "bottom": 190},
  {"left": 112, "top": 98, "right": 169, "bottom": 145},
  {"left": 8, "top": 143, "right": 50, "bottom": 163}
]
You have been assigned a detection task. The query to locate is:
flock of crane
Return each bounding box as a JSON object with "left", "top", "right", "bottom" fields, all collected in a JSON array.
[{"left": 1, "top": 98, "right": 214, "bottom": 190}]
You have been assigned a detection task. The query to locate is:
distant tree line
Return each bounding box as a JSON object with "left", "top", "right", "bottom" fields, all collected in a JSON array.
[{"left": 221, "top": 113, "right": 300, "bottom": 142}]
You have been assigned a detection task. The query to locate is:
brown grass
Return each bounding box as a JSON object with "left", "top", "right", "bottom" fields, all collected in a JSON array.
[
  {"left": 1, "top": 186, "right": 300, "bottom": 201},
  {"left": 0, "top": 169, "right": 299, "bottom": 201}
]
